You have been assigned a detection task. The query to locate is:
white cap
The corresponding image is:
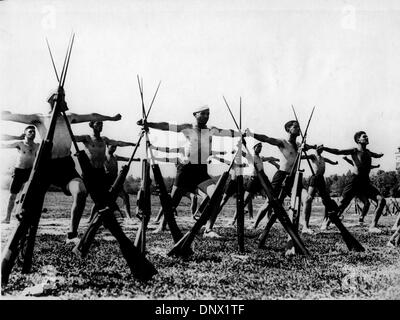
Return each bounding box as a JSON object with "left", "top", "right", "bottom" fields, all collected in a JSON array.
[{"left": 193, "top": 105, "right": 210, "bottom": 114}]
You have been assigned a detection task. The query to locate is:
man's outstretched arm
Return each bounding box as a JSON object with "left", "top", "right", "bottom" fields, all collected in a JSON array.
[
  {"left": 324, "top": 157, "right": 338, "bottom": 165},
  {"left": 74, "top": 135, "right": 89, "bottom": 143},
  {"left": 211, "top": 127, "right": 241, "bottom": 138},
  {"left": 1, "top": 141, "right": 20, "bottom": 149},
  {"left": 262, "top": 156, "right": 280, "bottom": 163},
  {"left": 104, "top": 137, "right": 136, "bottom": 147},
  {"left": 68, "top": 113, "right": 122, "bottom": 124},
  {"left": 115, "top": 155, "right": 138, "bottom": 162},
  {"left": 319, "top": 145, "right": 354, "bottom": 156},
  {"left": 245, "top": 128, "right": 283, "bottom": 147},
  {"left": 343, "top": 156, "right": 354, "bottom": 166},
  {"left": 136, "top": 119, "right": 192, "bottom": 132},
  {"left": 1, "top": 134, "right": 25, "bottom": 141},
  {"left": 369, "top": 151, "right": 384, "bottom": 158},
  {"left": 149, "top": 144, "right": 183, "bottom": 153},
  {"left": 1, "top": 111, "right": 40, "bottom": 124}
]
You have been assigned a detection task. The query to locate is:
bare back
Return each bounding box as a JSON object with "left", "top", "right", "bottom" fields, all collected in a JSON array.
[{"left": 36, "top": 114, "right": 73, "bottom": 159}]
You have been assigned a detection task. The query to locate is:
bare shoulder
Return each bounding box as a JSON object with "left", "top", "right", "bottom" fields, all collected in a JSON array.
[{"left": 178, "top": 123, "right": 193, "bottom": 132}]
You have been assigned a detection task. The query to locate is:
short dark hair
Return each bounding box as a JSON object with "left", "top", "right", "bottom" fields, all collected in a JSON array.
[
  {"left": 354, "top": 131, "right": 366, "bottom": 143},
  {"left": 24, "top": 125, "right": 35, "bottom": 132},
  {"left": 89, "top": 120, "right": 103, "bottom": 128},
  {"left": 284, "top": 120, "right": 298, "bottom": 132}
]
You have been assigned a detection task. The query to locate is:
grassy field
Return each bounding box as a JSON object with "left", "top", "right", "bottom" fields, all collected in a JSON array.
[{"left": 1, "top": 192, "right": 400, "bottom": 299}]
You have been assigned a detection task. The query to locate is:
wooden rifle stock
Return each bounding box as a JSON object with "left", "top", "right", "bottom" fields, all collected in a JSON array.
[
  {"left": 1, "top": 91, "right": 69, "bottom": 283},
  {"left": 134, "top": 159, "right": 151, "bottom": 253},
  {"left": 73, "top": 153, "right": 158, "bottom": 280},
  {"left": 151, "top": 164, "right": 184, "bottom": 243},
  {"left": 168, "top": 171, "right": 230, "bottom": 257},
  {"left": 255, "top": 171, "right": 310, "bottom": 255},
  {"left": 1, "top": 140, "right": 51, "bottom": 284}
]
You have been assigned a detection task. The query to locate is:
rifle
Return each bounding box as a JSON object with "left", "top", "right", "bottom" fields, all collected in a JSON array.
[
  {"left": 45, "top": 39, "right": 158, "bottom": 280},
  {"left": 236, "top": 97, "right": 245, "bottom": 252},
  {"left": 1, "top": 36, "right": 74, "bottom": 285},
  {"left": 224, "top": 99, "right": 310, "bottom": 255},
  {"left": 257, "top": 107, "right": 315, "bottom": 247},
  {"left": 134, "top": 77, "right": 184, "bottom": 248},
  {"left": 168, "top": 148, "right": 240, "bottom": 257},
  {"left": 294, "top": 106, "right": 363, "bottom": 252}
]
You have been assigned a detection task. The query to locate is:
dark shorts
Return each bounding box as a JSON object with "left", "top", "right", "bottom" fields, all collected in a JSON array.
[
  {"left": 92, "top": 167, "right": 109, "bottom": 187},
  {"left": 271, "top": 170, "right": 293, "bottom": 198},
  {"left": 246, "top": 176, "right": 262, "bottom": 194},
  {"left": 45, "top": 156, "right": 81, "bottom": 195},
  {"left": 224, "top": 179, "right": 238, "bottom": 198},
  {"left": 10, "top": 168, "right": 32, "bottom": 194},
  {"left": 341, "top": 174, "right": 381, "bottom": 201},
  {"left": 308, "top": 175, "right": 326, "bottom": 190},
  {"left": 106, "top": 172, "right": 117, "bottom": 188},
  {"left": 174, "top": 163, "right": 211, "bottom": 193}
]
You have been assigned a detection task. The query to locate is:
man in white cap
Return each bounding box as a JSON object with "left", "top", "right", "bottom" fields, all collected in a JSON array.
[
  {"left": 1, "top": 88, "right": 122, "bottom": 244},
  {"left": 137, "top": 105, "right": 240, "bottom": 238}
]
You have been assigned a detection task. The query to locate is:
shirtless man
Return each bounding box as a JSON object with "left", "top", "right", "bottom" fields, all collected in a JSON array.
[
  {"left": 1, "top": 126, "right": 39, "bottom": 224},
  {"left": 75, "top": 121, "right": 136, "bottom": 220},
  {"left": 148, "top": 144, "right": 198, "bottom": 224},
  {"left": 318, "top": 131, "right": 385, "bottom": 233},
  {"left": 300, "top": 145, "right": 338, "bottom": 234},
  {"left": 1, "top": 89, "right": 122, "bottom": 243},
  {"left": 104, "top": 145, "right": 139, "bottom": 218},
  {"left": 229, "top": 142, "right": 280, "bottom": 225},
  {"left": 137, "top": 105, "right": 240, "bottom": 238},
  {"left": 246, "top": 120, "right": 312, "bottom": 229},
  {"left": 341, "top": 155, "right": 380, "bottom": 225}
]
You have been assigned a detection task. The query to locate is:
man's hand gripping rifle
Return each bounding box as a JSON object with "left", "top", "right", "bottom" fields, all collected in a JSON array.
[
  {"left": 1, "top": 36, "right": 75, "bottom": 285},
  {"left": 43, "top": 39, "right": 158, "bottom": 280}
]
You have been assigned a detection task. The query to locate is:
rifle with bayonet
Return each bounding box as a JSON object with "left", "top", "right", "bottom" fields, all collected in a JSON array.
[
  {"left": 42, "top": 38, "right": 158, "bottom": 280},
  {"left": 168, "top": 148, "right": 241, "bottom": 257},
  {"left": 1, "top": 36, "right": 74, "bottom": 285},
  {"left": 135, "top": 77, "right": 185, "bottom": 249},
  {"left": 223, "top": 99, "right": 310, "bottom": 256},
  {"left": 291, "top": 105, "right": 364, "bottom": 252},
  {"left": 257, "top": 107, "right": 316, "bottom": 248}
]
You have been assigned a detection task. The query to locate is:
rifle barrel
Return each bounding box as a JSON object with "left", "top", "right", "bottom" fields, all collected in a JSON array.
[{"left": 46, "top": 38, "right": 60, "bottom": 82}]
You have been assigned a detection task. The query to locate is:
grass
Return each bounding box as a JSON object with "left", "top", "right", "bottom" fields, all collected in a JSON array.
[{"left": 1, "top": 192, "right": 400, "bottom": 299}]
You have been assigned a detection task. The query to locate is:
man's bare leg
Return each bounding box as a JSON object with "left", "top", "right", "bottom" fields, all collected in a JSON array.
[
  {"left": 392, "top": 211, "right": 400, "bottom": 231},
  {"left": 301, "top": 186, "right": 316, "bottom": 234},
  {"left": 247, "top": 195, "right": 254, "bottom": 219},
  {"left": 66, "top": 178, "right": 87, "bottom": 242},
  {"left": 190, "top": 194, "right": 198, "bottom": 216},
  {"left": 358, "top": 195, "right": 370, "bottom": 224},
  {"left": 369, "top": 195, "right": 385, "bottom": 233},
  {"left": 154, "top": 185, "right": 184, "bottom": 233},
  {"left": 252, "top": 198, "right": 270, "bottom": 229},
  {"left": 231, "top": 191, "right": 252, "bottom": 225},
  {"left": 387, "top": 225, "right": 400, "bottom": 247},
  {"left": 2, "top": 193, "right": 17, "bottom": 224},
  {"left": 201, "top": 181, "right": 224, "bottom": 238},
  {"left": 119, "top": 189, "right": 131, "bottom": 218}
]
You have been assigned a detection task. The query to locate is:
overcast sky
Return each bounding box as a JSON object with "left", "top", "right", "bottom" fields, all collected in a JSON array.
[{"left": 1, "top": 0, "right": 400, "bottom": 180}]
